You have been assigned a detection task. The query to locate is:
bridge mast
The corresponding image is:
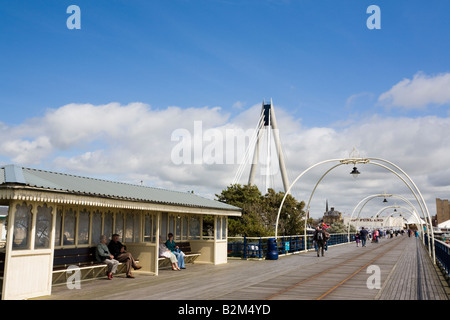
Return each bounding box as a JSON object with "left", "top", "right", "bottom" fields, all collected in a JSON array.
[{"left": 248, "top": 99, "right": 290, "bottom": 193}]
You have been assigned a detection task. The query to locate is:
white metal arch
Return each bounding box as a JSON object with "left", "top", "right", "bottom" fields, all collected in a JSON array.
[
  {"left": 275, "top": 158, "right": 344, "bottom": 237},
  {"left": 349, "top": 203, "right": 423, "bottom": 235},
  {"left": 376, "top": 209, "right": 424, "bottom": 237},
  {"left": 348, "top": 193, "right": 429, "bottom": 250},
  {"left": 373, "top": 205, "right": 424, "bottom": 233},
  {"left": 384, "top": 211, "right": 422, "bottom": 225},
  {"left": 349, "top": 194, "right": 424, "bottom": 237},
  {"left": 341, "top": 160, "right": 432, "bottom": 258},
  {"left": 363, "top": 160, "right": 434, "bottom": 260},
  {"left": 275, "top": 156, "right": 435, "bottom": 263},
  {"left": 368, "top": 157, "right": 435, "bottom": 259},
  {"left": 354, "top": 194, "right": 419, "bottom": 222}
]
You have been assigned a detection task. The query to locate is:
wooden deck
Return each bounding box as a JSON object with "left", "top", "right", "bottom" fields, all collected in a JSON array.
[{"left": 35, "top": 235, "right": 449, "bottom": 300}]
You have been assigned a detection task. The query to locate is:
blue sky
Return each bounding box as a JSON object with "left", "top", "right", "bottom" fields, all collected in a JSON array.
[
  {"left": 2, "top": 0, "right": 449, "bottom": 124},
  {"left": 1, "top": 0, "right": 450, "bottom": 218}
]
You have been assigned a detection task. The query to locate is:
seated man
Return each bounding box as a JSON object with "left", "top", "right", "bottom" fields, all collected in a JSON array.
[{"left": 108, "top": 233, "right": 141, "bottom": 278}]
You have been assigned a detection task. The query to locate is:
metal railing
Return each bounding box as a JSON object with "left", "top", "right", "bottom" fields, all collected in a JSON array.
[
  {"left": 424, "top": 233, "right": 450, "bottom": 279},
  {"left": 228, "top": 233, "right": 353, "bottom": 259},
  {"left": 433, "top": 238, "right": 450, "bottom": 276}
]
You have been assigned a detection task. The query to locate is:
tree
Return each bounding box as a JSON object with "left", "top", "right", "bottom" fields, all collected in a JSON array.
[
  {"left": 216, "top": 184, "right": 306, "bottom": 237},
  {"left": 262, "top": 188, "right": 306, "bottom": 236},
  {"left": 327, "top": 221, "right": 356, "bottom": 234},
  {"left": 216, "top": 184, "right": 262, "bottom": 209},
  {"left": 216, "top": 184, "right": 266, "bottom": 237}
]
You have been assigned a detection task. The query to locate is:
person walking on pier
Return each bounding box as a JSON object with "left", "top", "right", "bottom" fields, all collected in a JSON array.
[
  {"left": 373, "top": 229, "right": 379, "bottom": 243},
  {"left": 360, "top": 227, "right": 369, "bottom": 247},
  {"left": 313, "top": 225, "right": 327, "bottom": 257},
  {"left": 355, "top": 232, "right": 361, "bottom": 247}
]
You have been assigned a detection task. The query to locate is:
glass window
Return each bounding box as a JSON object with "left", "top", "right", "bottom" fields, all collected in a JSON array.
[
  {"left": 12, "top": 203, "right": 32, "bottom": 250},
  {"left": 160, "top": 212, "right": 168, "bottom": 242},
  {"left": 152, "top": 214, "right": 157, "bottom": 242},
  {"left": 125, "top": 213, "right": 134, "bottom": 242},
  {"left": 202, "top": 215, "right": 214, "bottom": 239},
  {"left": 182, "top": 216, "right": 188, "bottom": 240},
  {"left": 134, "top": 213, "right": 140, "bottom": 242},
  {"left": 63, "top": 208, "right": 76, "bottom": 245},
  {"left": 216, "top": 216, "right": 222, "bottom": 240},
  {"left": 104, "top": 211, "right": 113, "bottom": 241},
  {"left": 54, "top": 208, "right": 63, "bottom": 247},
  {"left": 168, "top": 215, "right": 175, "bottom": 238},
  {"left": 91, "top": 210, "right": 102, "bottom": 245},
  {"left": 222, "top": 216, "right": 227, "bottom": 240},
  {"left": 35, "top": 204, "right": 53, "bottom": 249},
  {"left": 188, "top": 215, "right": 200, "bottom": 240},
  {"left": 144, "top": 214, "right": 153, "bottom": 242},
  {"left": 176, "top": 215, "right": 181, "bottom": 240},
  {"left": 115, "top": 211, "right": 124, "bottom": 238},
  {"left": 77, "top": 209, "right": 90, "bottom": 245}
]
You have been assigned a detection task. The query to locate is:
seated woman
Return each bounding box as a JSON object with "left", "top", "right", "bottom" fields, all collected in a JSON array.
[
  {"left": 165, "top": 233, "right": 186, "bottom": 269},
  {"left": 96, "top": 235, "right": 119, "bottom": 280},
  {"left": 159, "top": 238, "right": 180, "bottom": 271}
]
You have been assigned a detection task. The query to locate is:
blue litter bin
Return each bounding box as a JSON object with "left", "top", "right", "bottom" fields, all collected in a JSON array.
[{"left": 266, "top": 238, "right": 278, "bottom": 260}]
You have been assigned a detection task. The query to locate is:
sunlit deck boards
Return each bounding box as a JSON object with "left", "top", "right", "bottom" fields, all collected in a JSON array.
[
  {"left": 376, "top": 236, "right": 449, "bottom": 300},
  {"left": 37, "top": 236, "right": 449, "bottom": 300}
]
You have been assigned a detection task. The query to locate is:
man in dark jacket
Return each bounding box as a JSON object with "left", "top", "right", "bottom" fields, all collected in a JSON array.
[
  {"left": 108, "top": 234, "right": 141, "bottom": 278},
  {"left": 313, "top": 225, "right": 327, "bottom": 257},
  {"left": 360, "top": 227, "right": 369, "bottom": 247}
]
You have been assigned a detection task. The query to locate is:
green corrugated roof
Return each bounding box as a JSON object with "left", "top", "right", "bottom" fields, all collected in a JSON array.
[{"left": 0, "top": 165, "right": 241, "bottom": 212}]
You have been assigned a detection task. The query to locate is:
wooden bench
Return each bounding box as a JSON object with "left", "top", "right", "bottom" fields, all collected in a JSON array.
[
  {"left": 158, "top": 241, "right": 201, "bottom": 269},
  {"left": 52, "top": 247, "right": 135, "bottom": 285},
  {"left": 53, "top": 247, "right": 100, "bottom": 269}
]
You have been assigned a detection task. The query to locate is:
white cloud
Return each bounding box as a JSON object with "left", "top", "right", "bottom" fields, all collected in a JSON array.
[
  {"left": 231, "top": 101, "right": 245, "bottom": 110},
  {"left": 378, "top": 72, "right": 450, "bottom": 109},
  {"left": 2, "top": 136, "right": 52, "bottom": 164},
  {"left": 345, "top": 92, "right": 374, "bottom": 109},
  {"left": 1, "top": 101, "right": 449, "bottom": 221}
]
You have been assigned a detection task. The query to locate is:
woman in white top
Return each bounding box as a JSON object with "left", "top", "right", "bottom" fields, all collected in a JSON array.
[{"left": 159, "top": 238, "right": 180, "bottom": 271}]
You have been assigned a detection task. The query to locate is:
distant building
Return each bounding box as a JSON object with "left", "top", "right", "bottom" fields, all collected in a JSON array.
[
  {"left": 323, "top": 200, "right": 343, "bottom": 225},
  {"left": 436, "top": 198, "right": 450, "bottom": 225},
  {"left": 343, "top": 216, "right": 405, "bottom": 230}
]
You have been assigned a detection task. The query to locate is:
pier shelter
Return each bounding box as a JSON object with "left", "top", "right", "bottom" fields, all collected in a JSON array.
[{"left": 0, "top": 165, "right": 241, "bottom": 300}]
